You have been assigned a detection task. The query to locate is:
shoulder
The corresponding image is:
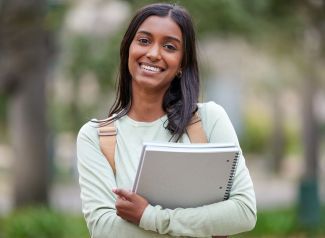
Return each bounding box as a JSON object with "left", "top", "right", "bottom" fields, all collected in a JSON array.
[
  {"left": 77, "top": 120, "right": 100, "bottom": 144},
  {"left": 198, "top": 101, "right": 229, "bottom": 123},
  {"left": 197, "top": 101, "right": 234, "bottom": 139}
]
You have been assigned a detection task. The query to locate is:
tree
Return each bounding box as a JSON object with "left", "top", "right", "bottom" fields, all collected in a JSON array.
[
  {"left": 296, "top": 0, "right": 324, "bottom": 227},
  {"left": 0, "top": 0, "right": 53, "bottom": 207}
]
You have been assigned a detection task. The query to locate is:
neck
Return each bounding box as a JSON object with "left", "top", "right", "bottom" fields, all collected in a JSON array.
[{"left": 128, "top": 87, "right": 166, "bottom": 122}]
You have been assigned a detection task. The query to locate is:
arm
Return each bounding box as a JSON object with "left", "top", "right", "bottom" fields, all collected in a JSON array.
[
  {"left": 137, "top": 104, "right": 257, "bottom": 237},
  {"left": 77, "top": 122, "right": 172, "bottom": 238}
]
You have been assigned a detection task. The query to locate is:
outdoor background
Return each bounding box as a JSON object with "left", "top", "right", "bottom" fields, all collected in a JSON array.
[{"left": 0, "top": 0, "right": 324, "bottom": 237}]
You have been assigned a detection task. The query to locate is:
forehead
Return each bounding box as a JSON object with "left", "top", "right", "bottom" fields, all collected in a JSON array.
[{"left": 137, "top": 15, "right": 182, "bottom": 40}]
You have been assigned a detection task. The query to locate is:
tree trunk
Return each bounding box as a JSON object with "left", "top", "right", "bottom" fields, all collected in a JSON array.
[
  {"left": 8, "top": 71, "right": 49, "bottom": 207},
  {"left": 298, "top": 75, "right": 320, "bottom": 227},
  {"left": 302, "top": 77, "right": 319, "bottom": 181},
  {"left": 297, "top": 0, "right": 323, "bottom": 229},
  {"left": 271, "top": 93, "right": 285, "bottom": 173},
  {"left": 0, "top": 0, "right": 50, "bottom": 207}
]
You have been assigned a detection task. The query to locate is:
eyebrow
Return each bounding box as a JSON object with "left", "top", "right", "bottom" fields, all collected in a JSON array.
[{"left": 136, "top": 30, "right": 182, "bottom": 44}]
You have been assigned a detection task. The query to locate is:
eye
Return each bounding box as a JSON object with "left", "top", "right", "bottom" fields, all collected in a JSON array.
[
  {"left": 164, "top": 43, "right": 177, "bottom": 51},
  {"left": 137, "top": 38, "right": 150, "bottom": 45}
]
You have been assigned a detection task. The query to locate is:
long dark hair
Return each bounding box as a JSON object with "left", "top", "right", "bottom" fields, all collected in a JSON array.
[{"left": 108, "top": 3, "right": 199, "bottom": 139}]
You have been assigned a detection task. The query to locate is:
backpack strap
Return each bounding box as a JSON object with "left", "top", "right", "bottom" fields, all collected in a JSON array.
[
  {"left": 98, "top": 113, "right": 207, "bottom": 175},
  {"left": 98, "top": 120, "right": 117, "bottom": 175},
  {"left": 186, "top": 112, "right": 208, "bottom": 143}
]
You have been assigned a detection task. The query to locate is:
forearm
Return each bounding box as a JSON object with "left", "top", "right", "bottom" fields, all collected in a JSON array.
[
  {"left": 139, "top": 159, "right": 256, "bottom": 237},
  {"left": 140, "top": 198, "right": 255, "bottom": 237},
  {"left": 86, "top": 210, "right": 169, "bottom": 238}
]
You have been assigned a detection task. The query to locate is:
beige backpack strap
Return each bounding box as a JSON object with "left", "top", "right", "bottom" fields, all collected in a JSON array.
[
  {"left": 186, "top": 112, "right": 208, "bottom": 143},
  {"left": 98, "top": 113, "right": 207, "bottom": 174},
  {"left": 98, "top": 121, "right": 117, "bottom": 175}
]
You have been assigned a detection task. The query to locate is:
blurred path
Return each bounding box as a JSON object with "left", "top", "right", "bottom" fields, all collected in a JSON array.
[{"left": 1, "top": 156, "right": 325, "bottom": 215}]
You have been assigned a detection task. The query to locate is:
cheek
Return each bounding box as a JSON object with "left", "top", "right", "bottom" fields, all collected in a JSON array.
[
  {"left": 128, "top": 44, "right": 139, "bottom": 74},
  {"left": 127, "top": 56, "right": 133, "bottom": 77},
  {"left": 167, "top": 54, "right": 183, "bottom": 71},
  {"left": 129, "top": 42, "right": 144, "bottom": 59},
  {"left": 128, "top": 47, "right": 135, "bottom": 65}
]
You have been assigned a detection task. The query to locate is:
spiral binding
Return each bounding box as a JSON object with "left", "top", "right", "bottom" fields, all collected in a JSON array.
[{"left": 223, "top": 151, "right": 240, "bottom": 200}]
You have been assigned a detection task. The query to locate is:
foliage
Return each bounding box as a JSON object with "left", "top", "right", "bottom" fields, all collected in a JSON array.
[
  {"left": 240, "top": 113, "right": 272, "bottom": 154},
  {"left": 0, "top": 207, "right": 88, "bottom": 238},
  {"left": 0, "top": 206, "right": 324, "bottom": 238},
  {"left": 129, "top": 0, "right": 303, "bottom": 41},
  {"left": 60, "top": 32, "right": 123, "bottom": 132},
  {"left": 233, "top": 206, "right": 325, "bottom": 238},
  {"left": 46, "top": 1, "right": 69, "bottom": 32},
  {"left": 284, "top": 123, "right": 302, "bottom": 155},
  {"left": 239, "top": 112, "right": 302, "bottom": 156},
  {"left": 67, "top": 33, "right": 121, "bottom": 91}
]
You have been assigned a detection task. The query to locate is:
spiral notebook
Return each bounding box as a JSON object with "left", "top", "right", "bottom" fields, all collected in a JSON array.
[{"left": 132, "top": 142, "right": 240, "bottom": 209}]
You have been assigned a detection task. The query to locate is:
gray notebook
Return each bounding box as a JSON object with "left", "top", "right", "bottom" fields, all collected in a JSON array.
[{"left": 132, "top": 142, "right": 240, "bottom": 209}]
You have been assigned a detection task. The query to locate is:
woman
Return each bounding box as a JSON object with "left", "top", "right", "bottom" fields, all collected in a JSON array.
[{"left": 77, "top": 3, "right": 256, "bottom": 238}]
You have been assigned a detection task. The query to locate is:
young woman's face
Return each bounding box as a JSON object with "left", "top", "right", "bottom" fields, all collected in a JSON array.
[{"left": 128, "top": 15, "right": 183, "bottom": 93}]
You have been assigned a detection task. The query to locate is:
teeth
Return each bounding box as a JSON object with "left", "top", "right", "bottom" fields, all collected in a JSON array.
[{"left": 141, "top": 64, "right": 161, "bottom": 72}]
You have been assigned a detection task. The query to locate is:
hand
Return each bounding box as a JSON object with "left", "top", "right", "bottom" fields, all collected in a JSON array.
[{"left": 112, "top": 188, "right": 149, "bottom": 225}]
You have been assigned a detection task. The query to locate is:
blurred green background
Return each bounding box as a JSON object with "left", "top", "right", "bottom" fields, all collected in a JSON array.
[{"left": 0, "top": 0, "right": 324, "bottom": 237}]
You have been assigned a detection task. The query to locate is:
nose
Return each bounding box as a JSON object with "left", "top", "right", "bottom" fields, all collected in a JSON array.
[{"left": 146, "top": 43, "right": 161, "bottom": 61}]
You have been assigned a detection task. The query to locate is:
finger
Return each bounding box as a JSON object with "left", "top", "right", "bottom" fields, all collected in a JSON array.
[
  {"left": 112, "top": 188, "right": 133, "bottom": 200},
  {"left": 116, "top": 195, "right": 126, "bottom": 200},
  {"left": 115, "top": 197, "right": 132, "bottom": 211}
]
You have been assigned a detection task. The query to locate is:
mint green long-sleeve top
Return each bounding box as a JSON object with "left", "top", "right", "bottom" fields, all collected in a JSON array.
[{"left": 76, "top": 102, "right": 257, "bottom": 238}]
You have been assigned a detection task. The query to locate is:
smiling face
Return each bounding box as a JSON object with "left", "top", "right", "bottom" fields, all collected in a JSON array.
[{"left": 128, "top": 15, "right": 183, "bottom": 94}]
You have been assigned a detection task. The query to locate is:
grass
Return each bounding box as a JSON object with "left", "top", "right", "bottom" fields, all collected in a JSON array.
[
  {"left": 0, "top": 207, "right": 89, "bottom": 238},
  {"left": 233, "top": 207, "right": 325, "bottom": 238},
  {"left": 0, "top": 206, "right": 324, "bottom": 238}
]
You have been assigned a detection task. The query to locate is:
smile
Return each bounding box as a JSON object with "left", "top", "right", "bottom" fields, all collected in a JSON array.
[{"left": 140, "top": 63, "right": 163, "bottom": 72}]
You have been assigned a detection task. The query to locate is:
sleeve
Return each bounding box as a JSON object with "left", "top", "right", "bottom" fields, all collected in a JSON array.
[
  {"left": 77, "top": 122, "right": 172, "bottom": 238},
  {"left": 138, "top": 103, "right": 257, "bottom": 237}
]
